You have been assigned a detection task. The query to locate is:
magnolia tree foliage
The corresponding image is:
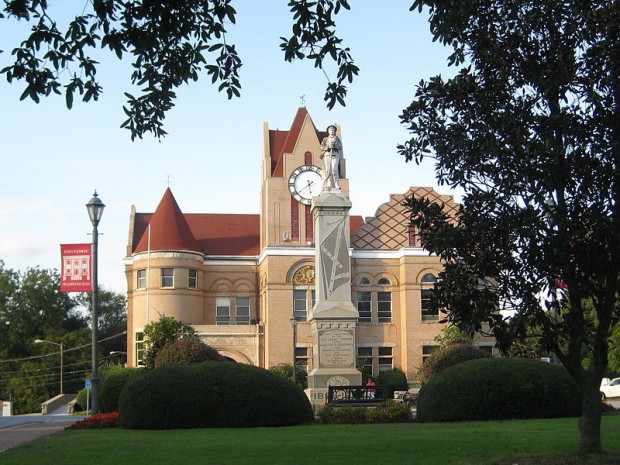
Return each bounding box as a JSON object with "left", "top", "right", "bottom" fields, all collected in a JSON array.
[
  {"left": 0, "top": 0, "right": 357, "bottom": 140},
  {"left": 400, "top": 0, "right": 620, "bottom": 454}
]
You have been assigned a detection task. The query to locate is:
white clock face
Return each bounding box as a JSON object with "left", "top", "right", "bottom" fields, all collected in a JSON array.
[{"left": 289, "top": 165, "right": 322, "bottom": 205}]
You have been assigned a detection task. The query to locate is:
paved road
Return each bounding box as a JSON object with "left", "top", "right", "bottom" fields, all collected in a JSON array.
[{"left": 0, "top": 414, "right": 86, "bottom": 452}]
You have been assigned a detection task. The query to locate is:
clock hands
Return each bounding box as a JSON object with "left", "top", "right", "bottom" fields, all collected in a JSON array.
[
  {"left": 299, "top": 179, "right": 316, "bottom": 195},
  {"left": 289, "top": 166, "right": 322, "bottom": 204}
]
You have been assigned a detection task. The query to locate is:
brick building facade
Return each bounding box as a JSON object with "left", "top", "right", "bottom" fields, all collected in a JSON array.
[{"left": 123, "top": 108, "right": 495, "bottom": 382}]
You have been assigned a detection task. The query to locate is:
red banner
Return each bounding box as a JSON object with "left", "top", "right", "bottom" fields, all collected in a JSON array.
[{"left": 60, "top": 244, "right": 92, "bottom": 292}]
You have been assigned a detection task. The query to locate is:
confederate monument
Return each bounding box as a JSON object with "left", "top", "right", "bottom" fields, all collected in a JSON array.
[{"left": 306, "top": 124, "right": 362, "bottom": 411}]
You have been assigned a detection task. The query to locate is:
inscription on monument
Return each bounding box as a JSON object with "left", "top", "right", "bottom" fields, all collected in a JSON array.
[{"left": 319, "top": 329, "right": 355, "bottom": 368}]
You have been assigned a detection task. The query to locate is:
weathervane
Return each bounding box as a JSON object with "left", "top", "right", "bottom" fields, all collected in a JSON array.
[{"left": 299, "top": 94, "right": 306, "bottom": 107}]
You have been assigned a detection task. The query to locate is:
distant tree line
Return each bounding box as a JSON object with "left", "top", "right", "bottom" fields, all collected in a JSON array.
[{"left": 0, "top": 261, "right": 126, "bottom": 414}]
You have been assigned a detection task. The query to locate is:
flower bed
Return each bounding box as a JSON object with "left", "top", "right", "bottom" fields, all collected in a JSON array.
[{"left": 65, "top": 412, "right": 119, "bottom": 430}]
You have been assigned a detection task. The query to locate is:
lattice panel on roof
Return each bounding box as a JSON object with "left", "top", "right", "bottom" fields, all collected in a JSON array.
[{"left": 352, "top": 187, "right": 459, "bottom": 251}]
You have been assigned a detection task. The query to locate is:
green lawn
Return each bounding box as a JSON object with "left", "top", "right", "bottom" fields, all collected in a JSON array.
[{"left": 2, "top": 414, "right": 620, "bottom": 465}]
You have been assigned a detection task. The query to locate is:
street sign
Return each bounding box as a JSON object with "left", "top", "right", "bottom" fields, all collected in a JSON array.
[{"left": 85, "top": 379, "right": 92, "bottom": 389}]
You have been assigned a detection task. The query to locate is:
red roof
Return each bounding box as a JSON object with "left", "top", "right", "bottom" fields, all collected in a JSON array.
[
  {"left": 132, "top": 189, "right": 365, "bottom": 257},
  {"left": 133, "top": 188, "right": 201, "bottom": 253},
  {"left": 132, "top": 189, "right": 260, "bottom": 256},
  {"left": 185, "top": 213, "right": 260, "bottom": 256},
  {"left": 270, "top": 107, "right": 326, "bottom": 177}
]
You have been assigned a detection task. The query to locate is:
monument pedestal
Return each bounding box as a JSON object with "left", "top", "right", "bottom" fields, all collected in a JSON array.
[
  {"left": 305, "top": 318, "right": 362, "bottom": 412},
  {"left": 305, "top": 190, "right": 361, "bottom": 413}
]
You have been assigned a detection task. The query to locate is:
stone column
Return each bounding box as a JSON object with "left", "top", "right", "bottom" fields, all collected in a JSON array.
[{"left": 306, "top": 190, "right": 361, "bottom": 412}]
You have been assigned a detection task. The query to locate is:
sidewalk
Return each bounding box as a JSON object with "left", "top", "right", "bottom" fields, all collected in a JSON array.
[{"left": 0, "top": 414, "right": 85, "bottom": 452}]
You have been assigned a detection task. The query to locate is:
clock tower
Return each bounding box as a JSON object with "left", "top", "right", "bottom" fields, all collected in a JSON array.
[{"left": 260, "top": 107, "right": 349, "bottom": 249}]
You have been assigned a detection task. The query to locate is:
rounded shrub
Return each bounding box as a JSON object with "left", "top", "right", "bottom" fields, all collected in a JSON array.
[
  {"left": 376, "top": 368, "right": 408, "bottom": 397},
  {"left": 118, "top": 361, "right": 314, "bottom": 429},
  {"left": 154, "top": 338, "right": 226, "bottom": 368},
  {"left": 416, "top": 357, "right": 581, "bottom": 422},
  {"left": 366, "top": 400, "right": 413, "bottom": 423},
  {"left": 100, "top": 365, "right": 144, "bottom": 413},
  {"left": 417, "top": 344, "right": 491, "bottom": 384}
]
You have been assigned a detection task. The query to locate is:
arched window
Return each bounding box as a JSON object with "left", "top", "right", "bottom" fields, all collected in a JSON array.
[
  {"left": 421, "top": 273, "right": 438, "bottom": 321},
  {"left": 378, "top": 277, "right": 391, "bottom": 286},
  {"left": 358, "top": 277, "right": 371, "bottom": 286}
]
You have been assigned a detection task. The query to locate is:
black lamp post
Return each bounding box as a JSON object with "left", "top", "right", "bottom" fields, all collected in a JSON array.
[{"left": 86, "top": 191, "right": 105, "bottom": 414}]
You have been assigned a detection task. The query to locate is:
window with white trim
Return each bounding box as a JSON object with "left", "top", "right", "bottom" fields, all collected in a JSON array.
[
  {"left": 478, "top": 344, "right": 494, "bottom": 355},
  {"left": 137, "top": 269, "right": 146, "bottom": 289},
  {"left": 236, "top": 297, "right": 250, "bottom": 325},
  {"left": 377, "top": 292, "right": 392, "bottom": 323},
  {"left": 421, "top": 273, "right": 438, "bottom": 321},
  {"left": 293, "top": 288, "right": 314, "bottom": 320},
  {"left": 295, "top": 347, "right": 309, "bottom": 373},
  {"left": 422, "top": 345, "right": 438, "bottom": 364},
  {"left": 358, "top": 346, "right": 395, "bottom": 376},
  {"left": 378, "top": 347, "right": 393, "bottom": 373},
  {"left": 357, "top": 347, "right": 373, "bottom": 377},
  {"left": 135, "top": 331, "right": 144, "bottom": 366},
  {"left": 421, "top": 290, "right": 438, "bottom": 321},
  {"left": 216, "top": 298, "right": 231, "bottom": 325},
  {"left": 293, "top": 289, "right": 307, "bottom": 320},
  {"left": 189, "top": 269, "right": 198, "bottom": 289},
  {"left": 356, "top": 291, "right": 371, "bottom": 322},
  {"left": 161, "top": 268, "right": 174, "bottom": 288}
]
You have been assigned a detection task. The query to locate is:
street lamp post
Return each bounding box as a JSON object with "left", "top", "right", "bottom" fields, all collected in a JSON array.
[
  {"left": 86, "top": 191, "right": 105, "bottom": 414},
  {"left": 34, "top": 339, "right": 64, "bottom": 395},
  {"left": 290, "top": 316, "right": 297, "bottom": 386}
]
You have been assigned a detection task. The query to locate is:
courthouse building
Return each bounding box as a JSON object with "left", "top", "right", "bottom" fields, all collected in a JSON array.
[{"left": 123, "top": 107, "right": 495, "bottom": 382}]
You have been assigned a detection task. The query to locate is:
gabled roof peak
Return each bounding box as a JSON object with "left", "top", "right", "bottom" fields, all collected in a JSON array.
[{"left": 270, "top": 107, "right": 323, "bottom": 177}]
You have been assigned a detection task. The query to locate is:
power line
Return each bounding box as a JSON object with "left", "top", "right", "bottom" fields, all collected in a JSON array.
[
  {"left": 0, "top": 369, "right": 92, "bottom": 386},
  {"left": 0, "top": 330, "right": 127, "bottom": 364}
]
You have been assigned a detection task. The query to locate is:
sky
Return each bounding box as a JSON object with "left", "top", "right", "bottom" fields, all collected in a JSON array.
[{"left": 0, "top": 2, "right": 458, "bottom": 294}]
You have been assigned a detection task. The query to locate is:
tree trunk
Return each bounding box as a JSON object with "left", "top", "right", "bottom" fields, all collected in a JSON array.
[{"left": 578, "top": 384, "right": 603, "bottom": 453}]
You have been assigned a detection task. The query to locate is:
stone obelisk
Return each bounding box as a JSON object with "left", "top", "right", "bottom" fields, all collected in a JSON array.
[{"left": 305, "top": 188, "right": 361, "bottom": 412}]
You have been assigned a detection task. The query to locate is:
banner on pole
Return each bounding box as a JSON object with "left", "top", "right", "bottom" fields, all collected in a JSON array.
[{"left": 60, "top": 244, "right": 92, "bottom": 292}]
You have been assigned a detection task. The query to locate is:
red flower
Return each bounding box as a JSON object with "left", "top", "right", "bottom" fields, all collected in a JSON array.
[{"left": 65, "top": 412, "right": 119, "bottom": 430}]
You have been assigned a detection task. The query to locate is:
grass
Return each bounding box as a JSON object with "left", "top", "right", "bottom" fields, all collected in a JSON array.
[{"left": 1, "top": 414, "right": 620, "bottom": 465}]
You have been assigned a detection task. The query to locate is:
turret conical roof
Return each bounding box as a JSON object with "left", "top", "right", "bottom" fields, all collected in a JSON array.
[{"left": 133, "top": 188, "right": 201, "bottom": 254}]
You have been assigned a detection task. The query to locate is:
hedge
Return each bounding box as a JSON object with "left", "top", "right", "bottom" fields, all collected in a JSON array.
[
  {"left": 119, "top": 361, "right": 314, "bottom": 429},
  {"left": 416, "top": 357, "right": 581, "bottom": 422}
]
